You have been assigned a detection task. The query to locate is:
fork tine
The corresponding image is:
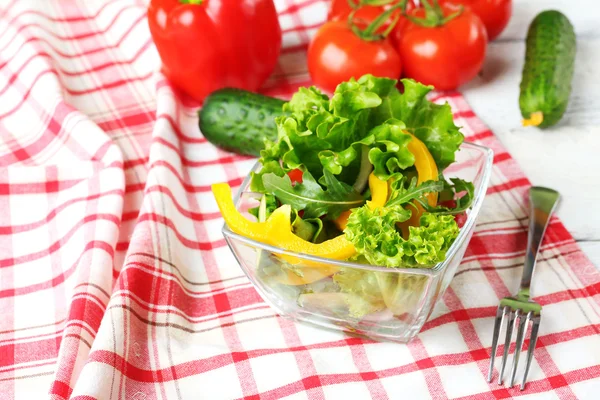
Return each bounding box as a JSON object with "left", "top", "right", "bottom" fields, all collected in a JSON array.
[
  {"left": 488, "top": 306, "right": 508, "bottom": 382},
  {"left": 521, "top": 313, "right": 541, "bottom": 391},
  {"left": 498, "top": 309, "right": 516, "bottom": 385},
  {"left": 509, "top": 309, "right": 527, "bottom": 386}
]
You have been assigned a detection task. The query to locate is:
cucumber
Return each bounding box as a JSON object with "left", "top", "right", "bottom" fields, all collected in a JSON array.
[
  {"left": 519, "top": 10, "right": 576, "bottom": 128},
  {"left": 199, "top": 88, "right": 286, "bottom": 156}
]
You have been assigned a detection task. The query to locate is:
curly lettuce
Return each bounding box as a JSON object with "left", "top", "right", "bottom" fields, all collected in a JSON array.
[
  {"left": 345, "top": 206, "right": 459, "bottom": 268},
  {"left": 251, "top": 74, "right": 464, "bottom": 193},
  {"left": 372, "top": 79, "right": 464, "bottom": 170},
  {"left": 333, "top": 268, "right": 429, "bottom": 318},
  {"left": 333, "top": 268, "right": 387, "bottom": 318}
]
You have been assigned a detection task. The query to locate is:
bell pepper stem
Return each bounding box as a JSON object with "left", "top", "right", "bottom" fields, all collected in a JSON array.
[{"left": 179, "top": 0, "right": 203, "bottom": 4}]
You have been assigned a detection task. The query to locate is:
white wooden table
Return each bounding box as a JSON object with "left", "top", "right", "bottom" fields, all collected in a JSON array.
[{"left": 460, "top": 0, "right": 600, "bottom": 267}]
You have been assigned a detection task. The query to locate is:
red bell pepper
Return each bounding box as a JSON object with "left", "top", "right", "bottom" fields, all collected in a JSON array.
[
  {"left": 148, "top": 0, "right": 282, "bottom": 102},
  {"left": 287, "top": 169, "right": 303, "bottom": 185}
]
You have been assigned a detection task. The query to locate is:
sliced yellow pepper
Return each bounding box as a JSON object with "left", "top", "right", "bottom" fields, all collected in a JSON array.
[
  {"left": 398, "top": 133, "right": 439, "bottom": 237},
  {"left": 212, "top": 183, "right": 356, "bottom": 286},
  {"left": 333, "top": 211, "right": 351, "bottom": 231},
  {"left": 211, "top": 183, "right": 270, "bottom": 240},
  {"left": 265, "top": 208, "right": 356, "bottom": 259},
  {"left": 334, "top": 172, "right": 388, "bottom": 231},
  {"left": 366, "top": 172, "right": 388, "bottom": 209},
  {"left": 406, "top": 133, "right": 439, "bottom": 206},
  {"left": 212, "top": 183, "right": 356, "bottom": 256}
]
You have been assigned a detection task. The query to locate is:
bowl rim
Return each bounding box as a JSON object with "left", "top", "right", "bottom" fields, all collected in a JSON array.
[{"left": 222, "top": 141, "right": 494, "bottom": 276}]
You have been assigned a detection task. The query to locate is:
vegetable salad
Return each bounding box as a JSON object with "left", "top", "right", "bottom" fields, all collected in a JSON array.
[{"left": 212, "top": 75, "right": 473, "bottom": 318}]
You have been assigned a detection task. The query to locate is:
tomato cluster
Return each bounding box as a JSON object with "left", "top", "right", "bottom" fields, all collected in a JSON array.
[{"left": 308, "top": 0, "right": 511, "bottom": 92}]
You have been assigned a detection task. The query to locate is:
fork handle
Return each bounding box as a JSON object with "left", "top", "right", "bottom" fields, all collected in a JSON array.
[{"left": 519, "top": 187, "right": 560, "bottom": 299}]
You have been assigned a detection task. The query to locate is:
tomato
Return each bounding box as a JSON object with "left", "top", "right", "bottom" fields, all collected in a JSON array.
[
  {"left": 394, "top": 3, "right": 487, "bottom": 90},
  {"left": 328, "top": 0, "right": 416, "bottom": 34},
  {"left": 439, "top": 199, "right": 457, "bottom": 209},
  {"left": 308, "top": 21, "right": 402, "bottom": 93},
  {"left": 287, "top": 169, "right": 303, "bottom": 185},
  {"left": 439, "top": 0, "right": 512, "bottom": 41},
  {"left": 148, "top": 0, "right": 281, "bottom": 102},
  {"left": 455, "top": 212, "right": 467, "bottom": 228},
  {"left": 438, "top": 200, "right": 467, "bottom": 227}
]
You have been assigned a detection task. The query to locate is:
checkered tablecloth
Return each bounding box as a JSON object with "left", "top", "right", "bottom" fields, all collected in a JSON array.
[{"left": 1, "top": 0, "right": 599, "bottom": 399}]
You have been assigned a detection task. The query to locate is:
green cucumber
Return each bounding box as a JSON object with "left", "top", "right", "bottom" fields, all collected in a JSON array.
[
  {"left": 199, "top": 88, "right": 286, "bottom": 156},
  {"left": 519, "top": 10, "right": 576, "bottom": 128}
]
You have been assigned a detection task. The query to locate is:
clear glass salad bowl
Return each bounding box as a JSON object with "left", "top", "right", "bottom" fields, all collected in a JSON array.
[{"left": 223, "top": 142, "right": 493, "bottom": 343}]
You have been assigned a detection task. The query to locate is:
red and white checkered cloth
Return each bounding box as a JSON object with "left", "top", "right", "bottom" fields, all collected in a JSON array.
[{"left": 1, "top": 0, "right": 599, "bottom": 399}]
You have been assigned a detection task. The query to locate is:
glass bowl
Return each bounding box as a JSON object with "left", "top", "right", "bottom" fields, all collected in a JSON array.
[{"left": 222, "top": 142, "right": 493, "bottom": 343}]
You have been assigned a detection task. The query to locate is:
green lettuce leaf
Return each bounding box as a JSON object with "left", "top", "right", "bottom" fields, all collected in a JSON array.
[
  {"left": 374, "top": 272, "right": 428, "bottom": 316},
  {"left": 261, "top": 169, "right": 364, "bottom": 220},
  {"left": 385, "top": 175, "right": 445, "bottom": 208},
  {"left": 291, "top": 212, "right": 325, "bottom": 243},
  {"left": 275, "top": 80, "right": 384, "bottom": 184},
  {"left": 249, "top": 194, "right": 278, "bottom": 220},
  {"left": 366, "top": 119, "right": 416, "bottom": 180},
  {"left": 345, "top": 205, "right": 459, "bottom": 268},
  {"left": 345, "top": 204, "right": 411, "bottom": 267},
  {"left": 373, "top": 79, "right": 464, "bottom": 170},
  {"left": 333, "top": 268, "right": 387, "bottom": 318},
  {"left": 253, "top": 76, "right": 419, "bottom": 189},
  {"left": 251, "top": 75, "right": 463, "bottom": 195},
  {"left": 420, "top": 177, "right": 475, "bottom": 215},
  {"left": 333, "top": 267, "right": 429, "bottom": 318}
]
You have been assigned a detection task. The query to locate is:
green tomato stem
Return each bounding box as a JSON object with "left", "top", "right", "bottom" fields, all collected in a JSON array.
[
  {"left": 403, "top": 0, "right": 463, "bottom": 28},
  {"left": 348, "top": 0, "right": 361, "bottom": 9},
  {"left": 349, "top": 0, "right": 407, "bottom": 41}
]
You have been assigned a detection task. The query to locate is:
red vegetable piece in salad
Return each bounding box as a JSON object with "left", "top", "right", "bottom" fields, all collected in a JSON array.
[{"left": 287, "top": 169, "right": 303, "bottom": 185}]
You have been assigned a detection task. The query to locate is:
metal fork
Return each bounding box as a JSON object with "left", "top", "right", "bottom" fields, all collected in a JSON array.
[{"left": 487, "top": 186, "right": 560, "bottom": 390}]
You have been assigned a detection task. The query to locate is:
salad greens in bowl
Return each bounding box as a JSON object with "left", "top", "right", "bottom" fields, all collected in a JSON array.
[{"left": 211, "top": 75, "right": 493, "bottom": 342}]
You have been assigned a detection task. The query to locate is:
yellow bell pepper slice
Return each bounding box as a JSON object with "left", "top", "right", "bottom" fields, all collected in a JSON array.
[
  {"left": 265, "top": 207, "right": 352, "bottom": 285},
  {"left": 211, "top": 183, "right": 269, "bottom": 240},
  {"left": 333, "top": 211, "right": 352, "bottom": 231},
  {"left": 212, "top": 183, "right": 356, "bottom": 286},
  {"left": 406, "top": 133, "right": 439, "bottom": 206},
  {"left": 211, "top": 183, "right": 356, "bottom": 260},
  {"left": 264, "top": 208, "right": 356, "bottom": 259},
  {"left": 398, "top": 133, "right": 439, "bottom": 237},
  {"left": 366, "top": 172, "right": 388, "bottom": 209},
  {"left": 334, "top": 172, "right": 388, "bottom": 231}
]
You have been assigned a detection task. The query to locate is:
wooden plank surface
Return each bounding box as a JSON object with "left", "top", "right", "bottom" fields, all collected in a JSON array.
[{"left": 461, "top": 0, "right": 600, "bottom": 267}]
